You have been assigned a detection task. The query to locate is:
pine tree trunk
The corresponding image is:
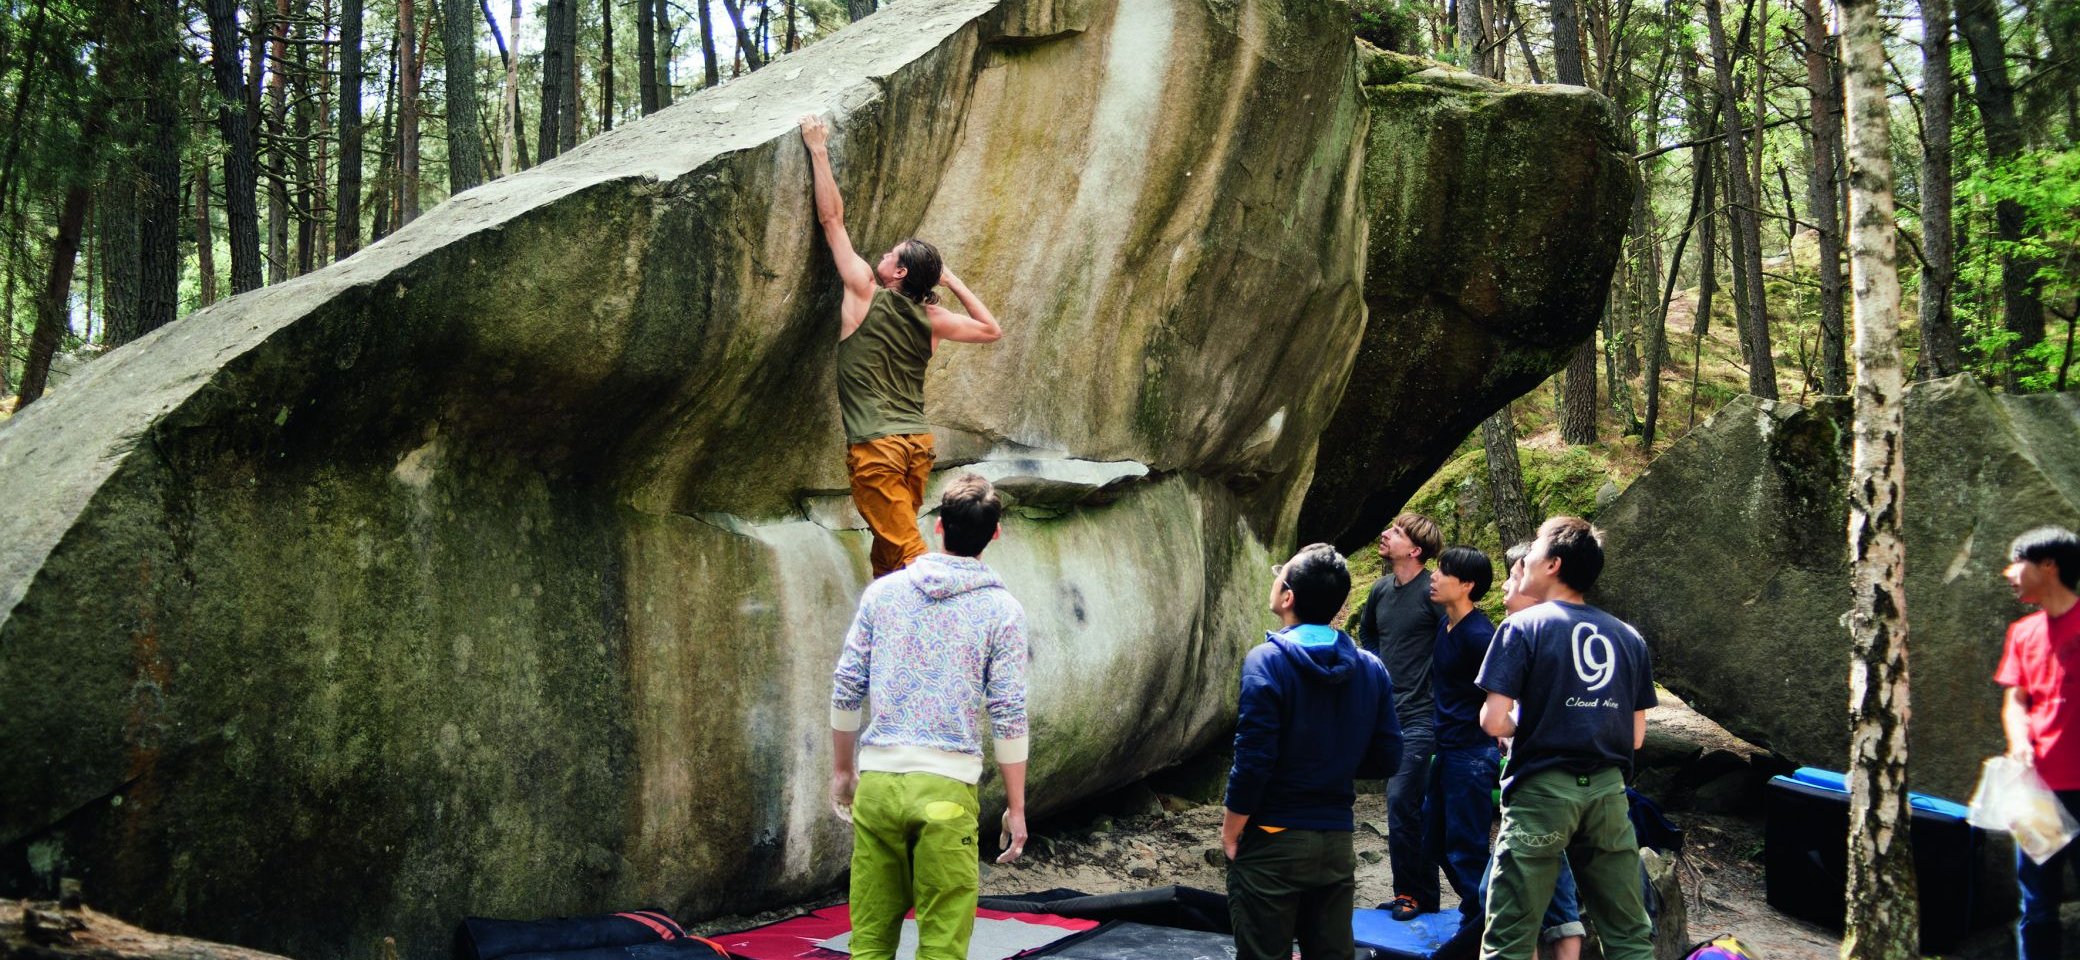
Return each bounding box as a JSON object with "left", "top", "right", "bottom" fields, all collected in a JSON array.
[
  {"left": 266, "top": 0, "right": 290, "bottom": 284},
  {"left": 1917, "top": 0, "right": 1962, "bottom": 379},
  {"left": 537, "top": 0, "right": 563, "bottom": 162},
  {"left": 102, "top": 163, "right": 141, "bottom": 346},
  {"left": 695, "top": 0, "right": 718, "bottom": 87},
  {"left": 1704, "top": 0, "right": 1777, "bottom": 399},
  {"left": 847, "top": 0, "right": 875, "bottom": 22},
  {"left": 1837, "top": 0, "right": 1918, "bottom": 954},
  {"left": 444, "top": 0, "right": 484, "bottom": 191},
  {"left": 194, "top": 154, "right": 217, "bottom": 307},
  {"left": 1560, "top": 340, "right": 1598, "bottom": 444},
  {"left": 292, "top": 9, "right": 314, "bottom": 276},
  {"left": 337, "top": 0, "right": 364, "bottom": 257},
  {"left": 637, "top": 0, "right": 657, "bottom": 114},
  {"left": 600, "top": 0, "right": 614, "bottom": 130},
  {"left": 1482, "top": 408, "right": 1536, "bottom": 546},
  {"left": 370, "top": 30, "right": 399, "bottom": 242},
  {"left": 558, "top": 8, "right": 578, "bottom": 151},
  {"left": 501, "top": 0, "right": 521, "bottom": 173},
  {"left": 205, "top": 0, "right": 264, "bottom": 294},
  {"left": 1801, "top": 0, "right": 1848, "bottom": 394},
  {"left": 658, "top": 0, "right": 679, "bottom": 102},
  {"left": 1645, "top": 165, "right": 1704, "bottom": 451},
  {"left": 720, "top": 0, "right": 761, "bottom": 73},
  {"left": 1955, "top": 0, "right": 2045, "bottom": 379},
  {"left": 1549, "top": 0, "right": 1585, "bottom": 84},
  {"left": 17, "top": 185, "right": 89, "bottom": 408},
  {"left": 313, "top": 0, "right": 333, "bottom": 265},
  {"left": 400, "top": 0, "right": 422, "bottom": 222}
]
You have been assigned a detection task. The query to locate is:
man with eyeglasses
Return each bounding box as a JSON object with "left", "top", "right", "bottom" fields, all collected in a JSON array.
[{"left": 1223, "top": 544, "right": 1405, "bottom": 960}]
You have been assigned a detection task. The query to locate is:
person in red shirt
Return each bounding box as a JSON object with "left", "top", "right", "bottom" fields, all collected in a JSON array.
[{"left": 1993, "top": 525, "right": 2080, "bottom": 960}]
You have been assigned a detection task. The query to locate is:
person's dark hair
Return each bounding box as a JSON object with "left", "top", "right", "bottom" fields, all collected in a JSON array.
[
  {"left": 895, "top": 238, "right": 943, "bottom": 305},
  {"left": 1537, "top": 516, "right": 1605, "bottom": 593},
  {"left": 1390, "top": 512, "right": 1443, "bottom": 564},
  {"left": 939, "top": 472, "right": 1001, "bottom": 557},
  {"left": 2010, "top": 526, "right": 2080, "bottom": 591},
  {"left": 1503, "top": 541, "right": 1533, "bottom": 573},
  {"left": 1282, "top": 543, "right": 1351, "bottom": 626},
  {"left": 1437, "top": 546, "right": 1494, "bottom": 601}
]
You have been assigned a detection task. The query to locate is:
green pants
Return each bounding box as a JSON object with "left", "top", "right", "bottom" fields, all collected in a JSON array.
[
  {"left": 850, "top": 771, "right": 981, "bottom": 960},
  {"left": 1482, "top": 768, "right": 1652, "bottom": 960},
  {"left": 1226, "top": 827, "right": 1356, "bottom": 960}
]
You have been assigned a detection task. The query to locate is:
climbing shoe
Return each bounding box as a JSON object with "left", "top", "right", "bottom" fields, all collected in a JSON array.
[{"left": 1387, "top": 895, "right": 1424, "bottom": 921}]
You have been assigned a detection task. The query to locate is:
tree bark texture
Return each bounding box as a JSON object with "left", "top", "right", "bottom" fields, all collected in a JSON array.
[
  {"left": 400, "top": 0, "right": 422, "bottom": 222},
  {"left": 537, "top": 0, "right": 564, "bottom": 162},
  {"left": 1916, "top": 0, "right": 1962, "bottom": 379},
  {"left": 600, "top": 0, "right": 614, "bottom": 131},
  {"left": 266, "top": 0, "right": 290, "bottom": 285},
  {"left": 696, "top": 0, "right": 718, "bottom": 88},
  {"left": 1482, "top": 409, "right": 1537, "bottom": 547},
  {"left": 1549, "top": 0, "right": 1586, "bottom": 85},
  {"left": 1704, "top": 0, "right": 1778, "bottom": 399},
  {"left": 720, "top": 0, "right": 761, "bottom": 73},
  {"left": 18, "top": 183, "right": 89, "bottom": 408},
  {"left": 205, "top": 0, "right": 264, "bottom": 294},
  {"left": 1839, "top": 0, "right": 1920, "bottom": 954},
  {"left": 1955, "top": 0, "right": 2045, "bottom": 374},
  {"left": 444, "top": 0, "right": 484, "bottom": 191},
  {"left": 558, "top": 3, "right": 578, "bottom": 151},
  {"left": 1560, "top": 341, "right": 1598, "bottom": 444},
  {"left": 1800, "top": 0, "right": 1848, "bottom": 394},
  {"left": 337, "top": 0, "right": 364, "bottom": 257},
  {"left": 637, "top": 0, "right": 657, "bottom": 114},
  {"left": 194, "top": 159, "right": 216, "bottom": 307},
  {"left": 848, "top": 0, "right": 875, "bottom": 22}
]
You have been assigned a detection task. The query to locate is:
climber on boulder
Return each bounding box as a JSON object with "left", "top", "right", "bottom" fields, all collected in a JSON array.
[{"left": 800, "top": 114, "right": 1004, "bottom": 579}]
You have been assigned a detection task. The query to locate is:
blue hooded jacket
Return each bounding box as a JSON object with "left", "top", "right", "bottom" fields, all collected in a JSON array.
[{"left": 1224, "top": 624, "right": 1404, "bottom": 830}]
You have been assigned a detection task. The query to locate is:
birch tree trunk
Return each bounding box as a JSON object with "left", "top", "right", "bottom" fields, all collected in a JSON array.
[{"left": 1838, "top": 0, "right": 1918, "bottom": 953}]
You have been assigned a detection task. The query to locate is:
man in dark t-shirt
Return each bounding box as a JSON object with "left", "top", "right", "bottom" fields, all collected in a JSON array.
[
  {"left": 1355, "top": 512, "right": 1444, "bottom": 920},
  {"left": 1474, "top": 517, "right": 1655, "bottom": 960}
]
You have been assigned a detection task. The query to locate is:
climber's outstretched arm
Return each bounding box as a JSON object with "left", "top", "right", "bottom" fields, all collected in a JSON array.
[{"left": 800, "top": 116, "right": 876, "bottom": 312}]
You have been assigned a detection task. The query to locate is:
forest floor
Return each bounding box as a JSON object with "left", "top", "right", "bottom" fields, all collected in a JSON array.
[{"left": 691, "top": 689, "right": 2058, "bottom": 959}]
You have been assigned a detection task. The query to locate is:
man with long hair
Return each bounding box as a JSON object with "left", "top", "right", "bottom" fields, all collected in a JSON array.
[{"left": 801, "top": 115, "right": 1004, "bottom": 579}]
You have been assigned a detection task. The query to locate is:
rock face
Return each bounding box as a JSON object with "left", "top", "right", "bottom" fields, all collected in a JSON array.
[
  {"left": 0, "top": 4, "right": 1629, "bottom": 959},
  {"left": 1595, "top": 376, "right": 2080, "bottom": 802},
  {"left": 1297, "top": 51, "right": 1635, "bottom": 551}
]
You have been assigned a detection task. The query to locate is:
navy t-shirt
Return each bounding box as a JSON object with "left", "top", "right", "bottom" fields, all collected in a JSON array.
[
  {"left": 1476, "top": 600, "right": 1657, "bottom": 794},
  {"left": 1433, "top": 609, "right": 1498, "bottom": 750}
]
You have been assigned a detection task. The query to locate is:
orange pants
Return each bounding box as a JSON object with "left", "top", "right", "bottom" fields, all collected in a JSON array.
[{"left": 846, "top": 433, "right": 934, "bottom": 578}]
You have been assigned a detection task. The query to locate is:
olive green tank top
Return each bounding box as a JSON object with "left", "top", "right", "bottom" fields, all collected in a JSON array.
[{"left": 837, "top": 289, "right": 934, "bottom": 444}]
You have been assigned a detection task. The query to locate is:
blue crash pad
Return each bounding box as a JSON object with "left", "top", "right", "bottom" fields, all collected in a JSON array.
[{"left": 1352, "top": 909, "right": 1464, "bottom": 959}]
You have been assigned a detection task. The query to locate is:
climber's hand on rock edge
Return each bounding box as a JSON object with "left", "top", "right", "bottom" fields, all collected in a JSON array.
[{"left": 800, "top": 115, "right": 829, "bottom": 151}]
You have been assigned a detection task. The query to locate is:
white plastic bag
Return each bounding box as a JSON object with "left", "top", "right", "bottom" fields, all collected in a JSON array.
[{"left": 1968, "top": 755, "right": 2080, "bottom": 864}]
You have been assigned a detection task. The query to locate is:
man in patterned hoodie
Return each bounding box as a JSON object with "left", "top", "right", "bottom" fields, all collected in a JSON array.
[{"left": 830, "top": 473, "right": 1031, "bottom": 960}]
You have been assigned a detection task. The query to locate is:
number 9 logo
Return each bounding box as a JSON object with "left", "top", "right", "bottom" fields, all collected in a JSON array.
[{"left": 1572, "top": 623, "right": 1615, "bottom": 692}]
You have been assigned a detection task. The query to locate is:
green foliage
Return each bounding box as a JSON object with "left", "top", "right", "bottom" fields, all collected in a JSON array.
[
  {"left": 1348, "top": 0, "right": 1426, "bottom": 56},
  {"left": 1964, "top": 148, "right": 2080, "bottom": 389}
]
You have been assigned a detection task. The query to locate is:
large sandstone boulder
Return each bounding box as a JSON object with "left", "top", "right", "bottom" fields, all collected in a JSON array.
[
  {"left": 1297, "top": 51, "right": 1635, "bottom": 550},
  {"left": 0, "top": 3, "right": 1629, "bottom": 958},
  {"left": 1596, "top": 376, "right": 2080, "bottom": 801}
]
